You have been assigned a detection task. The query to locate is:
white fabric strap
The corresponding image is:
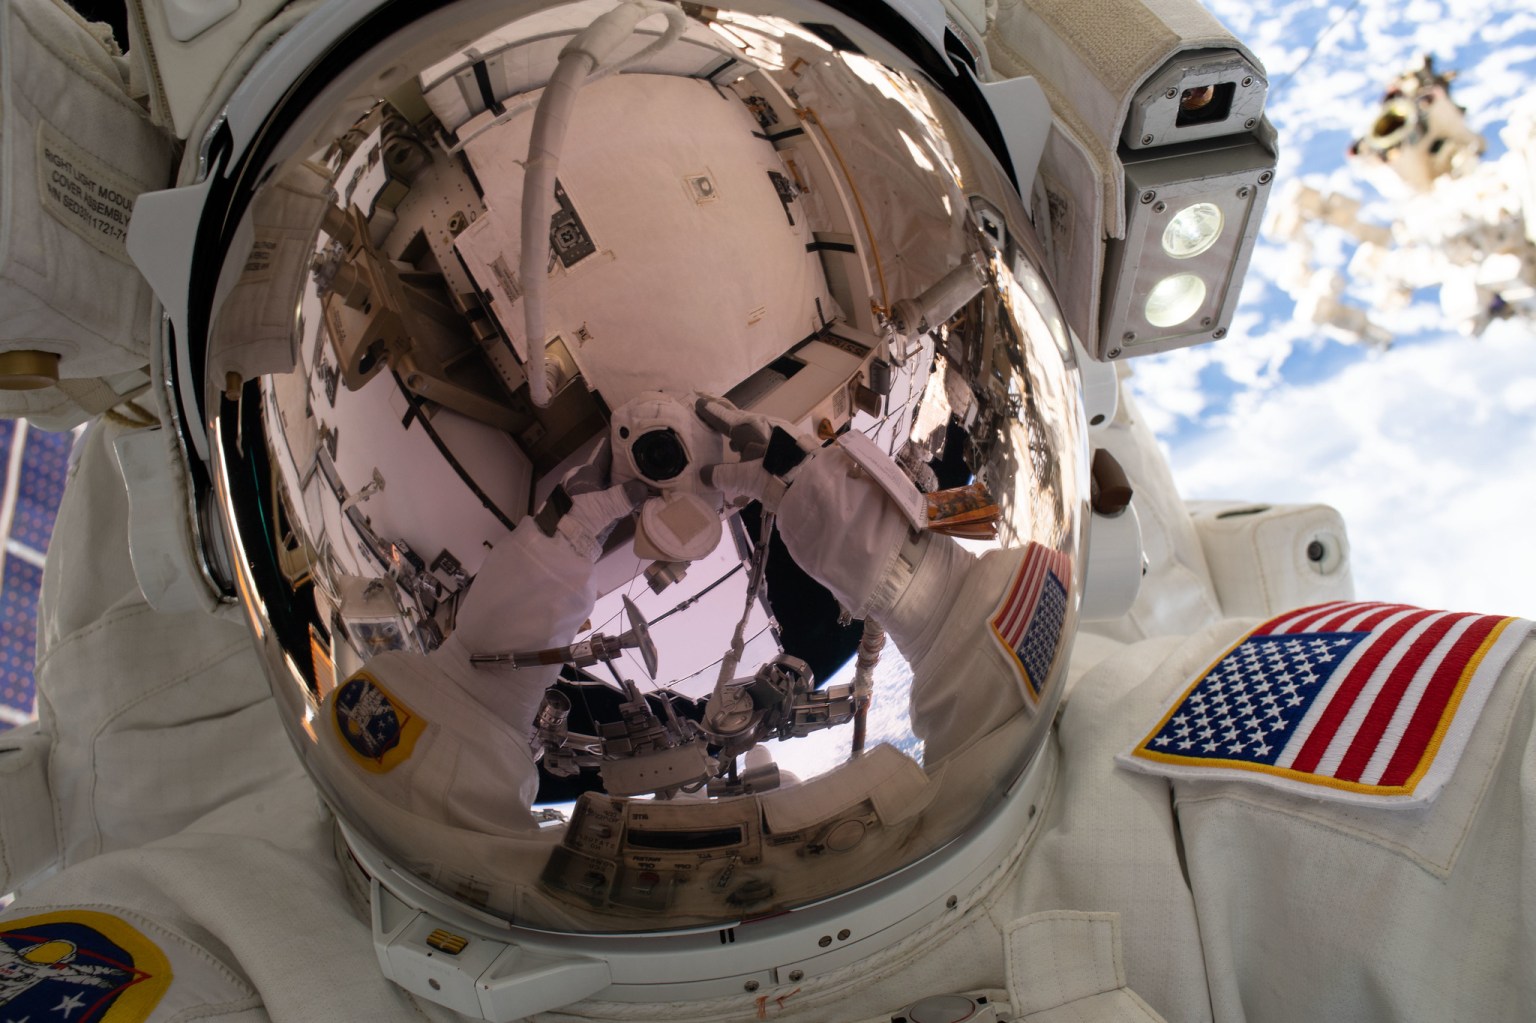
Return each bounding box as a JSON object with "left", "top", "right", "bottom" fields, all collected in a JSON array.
[
  {"left": 1005, "top": 911, "right": 1167, "bottom": 1022},
  {"left": 0, "top": 722, "right": 61, "bottom": 894}
]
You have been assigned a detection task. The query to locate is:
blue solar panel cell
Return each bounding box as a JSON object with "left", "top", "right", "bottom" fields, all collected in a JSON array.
[
  {"left": 0, "top": 422, "right": 73, "bottom": 731},
  {"left": 0, "top": 557, "right": 42, "bottom": 726},
  {"left": 13, "top": 429, "right": 73, "bottom": 554}
]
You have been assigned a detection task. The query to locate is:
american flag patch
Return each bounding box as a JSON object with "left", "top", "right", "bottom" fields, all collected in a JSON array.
[
  {"left": 1118, "top": 602, "right": 1532, "bottom": 805},
  {"left": 988, "top": 543, "right": 1073, "bottom": 701}
]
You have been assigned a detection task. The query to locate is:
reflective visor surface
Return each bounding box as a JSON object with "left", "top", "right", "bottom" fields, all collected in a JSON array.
[{"left": 204, "top": 0, "right": 1088, "bottom": 933}]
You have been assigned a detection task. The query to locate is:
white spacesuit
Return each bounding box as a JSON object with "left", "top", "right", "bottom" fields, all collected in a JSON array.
[{"left": 1, "top": 0, "right": 1533, "bottom": 1022}]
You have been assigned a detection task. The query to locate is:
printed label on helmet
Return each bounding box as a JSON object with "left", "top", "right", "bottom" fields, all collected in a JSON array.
[{"left": 36, "top": 120, "right": 144, "bottom": 264}]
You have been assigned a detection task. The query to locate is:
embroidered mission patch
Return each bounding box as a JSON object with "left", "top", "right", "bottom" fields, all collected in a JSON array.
[
  {"left": 1118, "top": 602, "right": 1532, "bottom": 806},
  {"left": 987, "top": 543, "right": 1073, "bottom": 701},
  {"left": 332, "top": 671, "right": 425, "bottom": 773},
  {"left": 0, "top": 910, "right": 171, "bottom": 1021}
]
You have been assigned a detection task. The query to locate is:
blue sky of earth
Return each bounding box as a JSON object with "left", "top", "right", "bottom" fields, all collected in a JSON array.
[{"left": 1127, "top": 0, "right": 1536, "bottom": 620}]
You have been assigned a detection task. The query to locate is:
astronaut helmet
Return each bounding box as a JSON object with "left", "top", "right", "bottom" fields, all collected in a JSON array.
[{"left": 148, "top": 0, "right": 1090, "bottom": 1014}]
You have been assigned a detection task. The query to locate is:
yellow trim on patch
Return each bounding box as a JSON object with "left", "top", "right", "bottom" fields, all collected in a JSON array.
[
  {"left": 988, "top": 617, "right": 1042, "bottom": 702},
  {"left": 1129, "top": 747, "right": 1416, "bottom": 796},
  {"left": 0, "top": 909, "right": 172, "bottom": 1021},
  {"left": 1399, "top": 616, "right": 1517, "bottom": 790},
  {"left": 330, "top": 670, "right": 425, "bottom": 774},
  {"left": 1129, "top": 615, "right": 1523, "bottom": 797},
  {"left": 1129, "top": 626, "right": 1259, "bottom": 750}
]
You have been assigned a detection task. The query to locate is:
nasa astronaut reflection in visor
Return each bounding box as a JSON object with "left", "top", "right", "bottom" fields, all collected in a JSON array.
[
  {"left": 0, "top": 0, "right": 1534, "bottom": 1022},
  {"left": 285, "top": 17, "right": 1079, "bottom": 932}
]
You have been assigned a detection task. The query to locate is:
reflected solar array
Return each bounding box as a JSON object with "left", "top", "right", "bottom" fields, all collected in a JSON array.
[{"left": 0, "top": 420, "right": 73, "bottom": 730}]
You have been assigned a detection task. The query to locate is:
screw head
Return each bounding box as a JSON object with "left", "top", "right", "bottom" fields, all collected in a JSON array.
[
  {"left": 1107, "top": 347, "right": 1122, "bottom": 359},
  {"left": 789, "top": 970, "right": 804, "bottom": 982},
  {"left": 1244, "top": 117, "right": 1257, "bottom": 130},
  {"left": 837, "top": 929, "right": 851, "bottom": 941},
  {"left": 1141, "top": 133, "right": 1154, "bottom": 146},
  {"left": 1153, "top": 200, "right": 1167, "bottom": 213},
  {"left": 1165, "top": 87, "right": 1179, "bottom": 99},
  {"left": 1140, "top": 190, "right": 1156, "bottom": 204},
  {"left": 946, "top": 895, "right": 959, "bottom": 909},
  {"left": 1201, "top": 317, "right": 1213, "bottom": 327},
  {"left": 818, "top": 935, "right": 832, "bottom": 948},
  {"left": 1242, "top": 76, "right": 1254, "bottom": 88},
  {"left": 1258, "top": 170, "right": 1274, "bottom": 185},
  {"left": 1237, "top": 186, "right": 1251, "bottom": 200},
  {"left": 744, "top": 980, "right": 759, "bottom": 992},
  {"left": 1122, "top": 331, "right": 1136, "bottom": 342},
  {"left": 1213, "top": 327, "right": 1228, "bottom": 339}
]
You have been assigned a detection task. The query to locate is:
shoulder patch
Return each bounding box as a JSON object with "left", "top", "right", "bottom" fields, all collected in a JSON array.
[
  {"left": 987, "top": 543, "right": 1073, "bottom": 702},
  {"left": 1118, "top": 602, "right": 1533, "bottom": 805},
  {"left": 0, "top": 909, "right": 170, "bottom": 1021},
  {"left": 332, "top": 671, "right": 425, "bottom": 773}
]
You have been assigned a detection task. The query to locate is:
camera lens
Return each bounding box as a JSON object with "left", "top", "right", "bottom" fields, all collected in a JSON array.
[{"left": 631, "top": 428, "right": 688, "bottom": 482}]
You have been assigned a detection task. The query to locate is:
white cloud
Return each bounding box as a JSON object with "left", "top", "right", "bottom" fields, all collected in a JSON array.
[
  {"left": 1123, "top": 0, "right": 1536, "bottom": 625},
  {"left": 1159, "top": 318, "right": 1536, "bottom": 619}
]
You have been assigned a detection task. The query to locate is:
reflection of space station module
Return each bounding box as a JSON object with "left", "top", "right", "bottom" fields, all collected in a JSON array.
[{"left": 1270, "top": 55, "right": 1536, "bottom": 346}]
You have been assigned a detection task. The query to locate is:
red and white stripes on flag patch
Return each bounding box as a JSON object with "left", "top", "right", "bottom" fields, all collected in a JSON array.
[
  {"left": 1118, "top": 601, "right": 1532, "bottom": 806},
  {"left": 1263, "top": 603, "right": 1511, "bottom": 787},
  {"left": 987, "top": 543, "right": 1073, "bottom": 701}
]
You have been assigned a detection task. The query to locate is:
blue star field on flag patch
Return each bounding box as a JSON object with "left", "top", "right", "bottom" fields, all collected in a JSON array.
[
  {"left": 987, "top": 543, "right": 1073, "bottom": 702},
  {"left": 1120, "top": 602, "right": 1533, "bottom": 805},
  {"left": 1141, "top": 632, "right": 1367, "bottom": 763},
  {"left": 1019, "top": 572, "right": 1068, "bottom": 695}
]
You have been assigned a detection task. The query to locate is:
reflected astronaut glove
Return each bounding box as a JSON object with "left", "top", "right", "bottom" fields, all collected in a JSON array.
[
  {"left": 774, "top": 444, "right": 922, "bottom": 621},
  {"left": 534, "top": 441, "right": 650, "bottom": 562},
  {"left": 693, "top": 394, "right": 816, "bottom": 512}
]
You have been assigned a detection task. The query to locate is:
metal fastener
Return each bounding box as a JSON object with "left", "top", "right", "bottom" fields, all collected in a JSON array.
[
  {"left": 1140, "top": 190, "right": 1156, "bottom": 204},
  {"left": 745, "top": 980, "right": 759, "bottom": 992}
]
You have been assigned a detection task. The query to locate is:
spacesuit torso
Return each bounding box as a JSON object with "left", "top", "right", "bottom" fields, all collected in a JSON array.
[{"left": 4, "top": 406, "right": 1534, "bottom": 1023}]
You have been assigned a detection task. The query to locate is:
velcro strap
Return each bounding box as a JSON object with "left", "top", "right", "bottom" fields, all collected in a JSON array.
[
  {"left": 534, "top": 484, "right": 574, "bottom": 537},
  {"left": 762, "top": 425, "right": 808, "bottom": 477}
]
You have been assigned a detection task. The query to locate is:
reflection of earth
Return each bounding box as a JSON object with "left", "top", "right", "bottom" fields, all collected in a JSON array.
[{"left": 765, "top": 647, "right": 924, "bottom": 780}]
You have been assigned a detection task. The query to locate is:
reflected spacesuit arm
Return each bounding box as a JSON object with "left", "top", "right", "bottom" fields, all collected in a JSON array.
[
  {"left": 741, "top": 437, "right": 1038, "bottom": 766},
  {"left": 316, "top": 466, "right": 646, "bottom": 829}
]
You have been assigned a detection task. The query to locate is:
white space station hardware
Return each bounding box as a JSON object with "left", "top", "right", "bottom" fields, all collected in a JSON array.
[
  {"left": 1269, "top": 54, "right": 1536, "bottom": 347},
  {"left": 0, "top": 0, "right": 1277, "bottom": 1018}
]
